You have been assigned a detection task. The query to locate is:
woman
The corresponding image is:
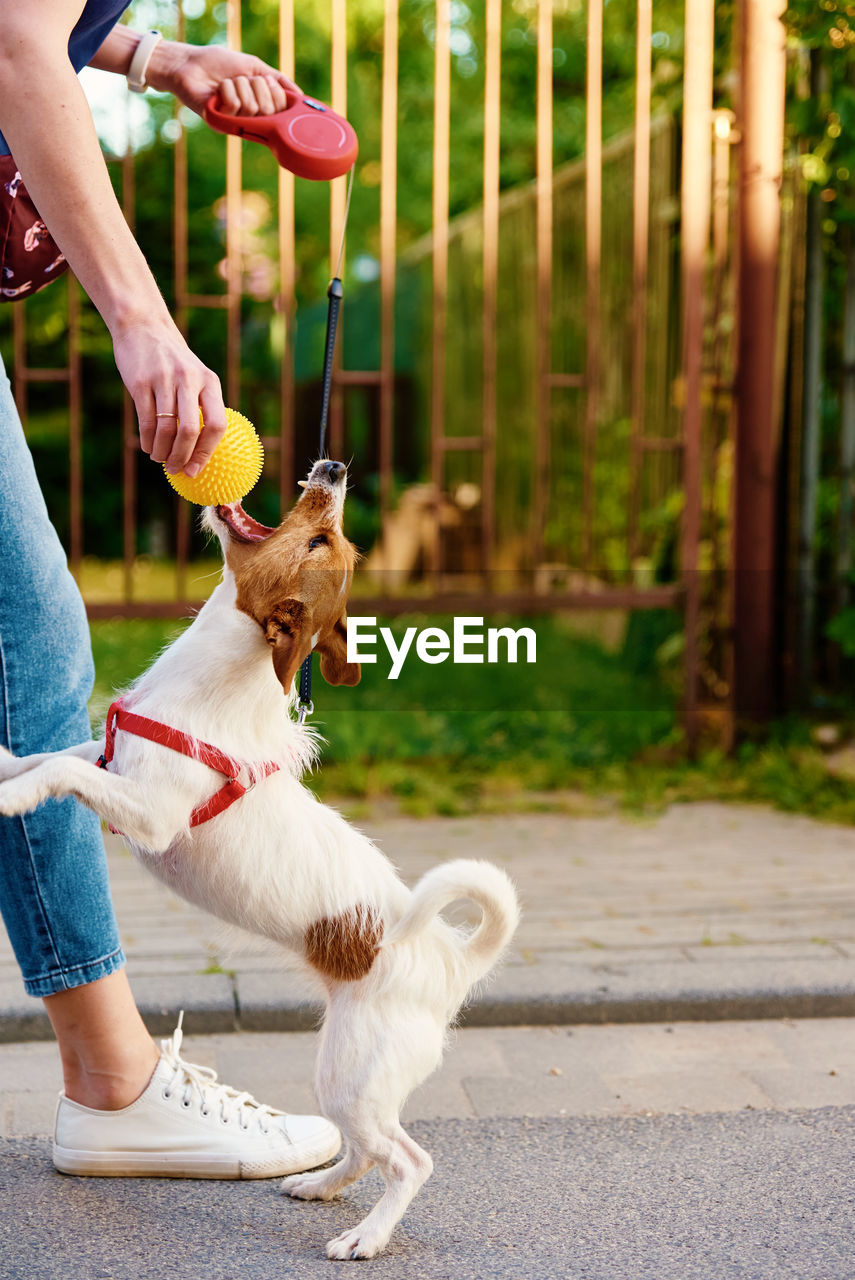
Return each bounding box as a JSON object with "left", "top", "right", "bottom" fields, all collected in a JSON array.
[{"left": 0, "top": 1, "right": 340, "bottom": 1178}]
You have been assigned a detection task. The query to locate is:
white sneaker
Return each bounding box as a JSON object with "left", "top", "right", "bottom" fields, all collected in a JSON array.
[{"left": 52, "top": 1014, "right": 341, "bottom": 1179}]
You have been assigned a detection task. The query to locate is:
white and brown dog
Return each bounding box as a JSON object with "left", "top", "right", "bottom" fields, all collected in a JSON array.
[{"left": 0, "top": 459, "right": 519, "bottom": 1260}]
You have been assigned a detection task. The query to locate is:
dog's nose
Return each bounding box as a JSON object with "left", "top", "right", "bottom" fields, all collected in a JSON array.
[{"left": 324, "top": 460, "right": 346, "bottom": 483}]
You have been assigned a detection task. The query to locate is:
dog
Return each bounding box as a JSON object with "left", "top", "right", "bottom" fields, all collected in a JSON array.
[{"left": 0, "top": 458, "right": 519, "bottom": 1260}]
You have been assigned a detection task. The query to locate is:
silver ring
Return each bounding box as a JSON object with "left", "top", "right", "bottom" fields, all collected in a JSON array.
[{"left": 155, "top": 412, "right": 178, "bottom": 418}]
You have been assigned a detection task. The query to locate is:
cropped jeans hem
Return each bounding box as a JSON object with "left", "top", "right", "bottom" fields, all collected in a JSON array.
[{"left": 23, "top": 945, "right": 127, "bottom": 999}]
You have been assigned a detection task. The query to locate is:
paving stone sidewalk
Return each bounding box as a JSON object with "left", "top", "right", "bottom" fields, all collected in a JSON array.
[
  {"left": 1, "top": 801, "right": 855, "bottom": 1039},
  {"left": 4, "top": 1018, "right": 855, "bottom": 1140}
]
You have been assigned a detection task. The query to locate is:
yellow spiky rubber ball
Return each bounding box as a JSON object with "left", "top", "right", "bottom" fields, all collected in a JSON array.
[{"left": 165, "top": 408, "right": 264, "bottom": 505}]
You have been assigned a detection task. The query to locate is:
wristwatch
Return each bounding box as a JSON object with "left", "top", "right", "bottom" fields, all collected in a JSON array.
[{"left": 127, "top": 30, "right": 163, "bottom": 94}]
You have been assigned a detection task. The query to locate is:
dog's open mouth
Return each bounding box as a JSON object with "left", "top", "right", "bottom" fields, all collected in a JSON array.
[{"left": 214, "top": 502, "right": 276, "bottom": 543}]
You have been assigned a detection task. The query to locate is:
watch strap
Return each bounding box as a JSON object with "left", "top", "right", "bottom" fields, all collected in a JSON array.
[{"left": 127, "top": 30, "right": 162, "bottom": 94}]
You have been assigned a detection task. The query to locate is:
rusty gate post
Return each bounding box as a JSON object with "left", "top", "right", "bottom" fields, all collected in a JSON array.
[
  {"left": 733, "top": 0, "right": 788, "bottom": 725},
  {"left": 680, "top": 0, "right": 714, "bottom": 752}
]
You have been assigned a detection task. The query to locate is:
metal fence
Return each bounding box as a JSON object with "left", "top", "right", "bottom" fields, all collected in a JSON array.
[{"left": 1, "top": 1, "right": 737, "bottom": 722}]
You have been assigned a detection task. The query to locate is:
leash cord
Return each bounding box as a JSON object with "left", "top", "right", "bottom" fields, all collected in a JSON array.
[
  {"left": 297, "top": 168, "right": 355, "bottom": 726},
  {"left": 319, "top": 169, "right": 353, "bottom": 458},
  {"left": 317, "top": 277, "right": 343, "bottom": 460}
]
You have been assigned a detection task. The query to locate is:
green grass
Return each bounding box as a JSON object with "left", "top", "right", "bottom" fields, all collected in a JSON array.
[
  {"left": 89, "top": 618, "right": 193, "bottom": 722},
  {"left": 79, "top": 558, "right": 222, "bottom": 605},
  {"left": 88, "top": 613, "right": 855, "bottom": 822}
]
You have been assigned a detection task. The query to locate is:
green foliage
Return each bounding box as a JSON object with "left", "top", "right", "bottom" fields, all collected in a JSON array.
[
  {"left": 826, "top": 603, "right": 855, "bottom": 657},
  {"left": 88, "top": 618, "right": 191, "bottom": 720},
  {"left": 785, "top": 1, "right": 855, "bottom": 222},
  {"left": 620, "top": 608, "right": 682, "bottom": 676},
  {"left": 310, "top": 730, "right": 855, "bottom": 821},
  {"left": 784, "top": 3, "right": 855, "bottom": 671}
]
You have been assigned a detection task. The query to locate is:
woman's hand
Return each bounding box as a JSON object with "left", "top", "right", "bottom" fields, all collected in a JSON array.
[
  {"left": 56, "top": 26, "right": 294, "bottom": 470},
  {"left": 147, "top": 43, "right": 300, "bottom": 119},
  {"left": 111, "top": 318, "right": 228, "bottom": 477}
]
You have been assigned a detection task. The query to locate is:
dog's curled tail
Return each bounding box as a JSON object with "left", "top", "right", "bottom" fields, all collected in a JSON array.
[{"left": 382, "top": 859, "right": 519, "bottom": 984}]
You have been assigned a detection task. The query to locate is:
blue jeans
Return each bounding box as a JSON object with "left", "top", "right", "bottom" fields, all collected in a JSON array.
[{"left": 0, "top": 353, "right": 125, "bottom": 996}]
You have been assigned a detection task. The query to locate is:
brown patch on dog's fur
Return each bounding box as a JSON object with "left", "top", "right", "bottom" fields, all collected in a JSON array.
[{"left": 305, "top": 907, "right": 384, "bottom": 982}]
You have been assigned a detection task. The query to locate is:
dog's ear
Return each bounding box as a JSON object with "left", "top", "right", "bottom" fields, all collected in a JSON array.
[
  {"left": 264, "top": 599, "right": 315, "bottom": 694},
  {"left": 316, "top": 616, "right": 361, "bottom": 687}
]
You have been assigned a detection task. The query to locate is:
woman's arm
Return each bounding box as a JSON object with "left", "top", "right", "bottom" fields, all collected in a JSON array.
[
  {"left": 89, "top": 26, "right": 300, "bottom": 117},
  {"left": 0, "top": 3, "right": 225, "bottom": 476}
]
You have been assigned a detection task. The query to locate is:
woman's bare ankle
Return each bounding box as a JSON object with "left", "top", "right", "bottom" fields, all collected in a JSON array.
[
  {"left": 61, "top": 1041, "right": 161, "bottom": 1110},
  {"left": 43, "top": 969, "right": 161, "bottom": 1110}
]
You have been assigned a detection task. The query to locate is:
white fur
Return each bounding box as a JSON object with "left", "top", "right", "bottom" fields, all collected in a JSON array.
[{"left": 0, "top": 540, "right": 519, "bottom": 1260}]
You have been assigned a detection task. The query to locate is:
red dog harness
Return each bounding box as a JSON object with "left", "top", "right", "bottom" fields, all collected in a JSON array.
[{"left": 97, "top": 699, "right": 280, "bottom": 828}]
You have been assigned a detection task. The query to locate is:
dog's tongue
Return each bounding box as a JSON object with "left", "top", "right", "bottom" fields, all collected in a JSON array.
[{"left": 215, "top": 502, "right": 275, "bottom": 543}]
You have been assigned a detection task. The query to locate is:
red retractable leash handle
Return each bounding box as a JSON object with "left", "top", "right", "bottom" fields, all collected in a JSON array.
[{"left": 203, "top": 89, "right": 358, "bottom": 181}]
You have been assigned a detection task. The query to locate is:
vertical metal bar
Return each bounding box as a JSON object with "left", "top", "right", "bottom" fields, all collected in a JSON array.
[
  {"left": 628, "top": 0, "right": 652, "bottom": 566},
  {"left": 734, "top": 0, "right": 787, "bottom": 723},
  {"left": 278, "top": 0, "right": 296, "bottom": 507},
  {"left": 583, "top": 0, "right": 603, "bottom": 570},
  {"left": 839, "top": 233, "right": 855, "bottom": 611},
  {"left": 68, "top": 277, "right": 83, "bottom": 581},
  {"left": 225, "top": 0, "right": 243, "bottom": 409},
  {"left": 482, "top": 0, "right": 501, "bottom": 582},
  {"left": 328, "top": 0, "right": 348, "bottom": 461},
  {"left": 782, "top": 45, "right": 809, "bottom": 706},
  {"left": 710, "top": 115, "right": 733, "bottom": 521},
  {"left": 725, "top": 3, "right": 746, "bottom": 741},
  {"left": 712, "top": 114, "right": 733, "bottom": 272},
  {"left": 429, "top": 0, "right": 451, "bottom": 579},
  {"left": 712, "top": 110, "right": 736, "bottom": 744},
  {"left": 533, "top": 0, "right": 553, "bottom": 569},
  {"left": 174, "top": 0, "right": 190, "bottom": 602},
  {"left": 121, "top": 147, "right": 137, "bottom": 602},
  {"left": 795, "top": 50, "right": 827, "bottom": 704},
  {"left": 174, "top": 0, "right": 188, "bottom": 332},
  {"left": 796, "top": 162, "right": 824, "bottom": 704},
  {"left": 680, "top": 0, "right": 715, "bottom": 749},
  {"left": 379, "top": 0, "right": 399, "bottom": 523}
]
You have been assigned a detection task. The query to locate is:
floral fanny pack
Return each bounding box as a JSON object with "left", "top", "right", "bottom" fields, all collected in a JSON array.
[{"left": 0, "top": 155, "right": 68, "bottom": 302}]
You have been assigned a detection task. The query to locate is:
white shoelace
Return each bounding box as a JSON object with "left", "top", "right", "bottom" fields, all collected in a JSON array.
[{"left": 159, "top": 1012, "right": 288, "bottom": 1137}]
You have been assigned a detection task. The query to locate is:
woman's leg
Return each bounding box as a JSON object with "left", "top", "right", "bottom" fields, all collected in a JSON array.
[
  {"left": 0, "top": 354, "right": 159, "bottom": 1105},
  {"left": 44, "top": 973, "right": 160, "bottom": 1108}
]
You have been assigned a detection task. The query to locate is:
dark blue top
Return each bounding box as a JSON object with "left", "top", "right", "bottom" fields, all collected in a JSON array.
[{"left": 0, "top": 0, "right": 132, "bottom": 156}]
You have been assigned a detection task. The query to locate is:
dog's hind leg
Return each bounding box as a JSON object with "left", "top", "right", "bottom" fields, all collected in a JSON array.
[
  {"left": 281, "top": 1143, "right": 373, "bottom": 1202},
  {"left": 307, "top": 997, "right": 443, "bottom": 1260},
  {"left": 324, "top": 1120, "right": 434, "bottom": 1261}
]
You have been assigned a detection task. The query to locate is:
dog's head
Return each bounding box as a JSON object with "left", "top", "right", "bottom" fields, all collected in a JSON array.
[{"left": 205, "top": 459, "right": 360, "bottom": 694}]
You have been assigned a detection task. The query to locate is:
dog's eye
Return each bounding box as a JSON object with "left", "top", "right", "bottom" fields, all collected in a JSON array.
[{"left": 308, "top": 535, "right": 328, "bottom": 551}]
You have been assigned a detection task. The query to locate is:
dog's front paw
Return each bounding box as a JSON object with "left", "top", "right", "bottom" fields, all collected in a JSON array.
[
  {"left": 0, "top": 775, "right": 43, "bottom": 817},
  {"left": 326, "top": 1224, "right": 390, "bottom": 1262},
  {"left": 0, "top": 745, "right": 19, "bottom": 780}
]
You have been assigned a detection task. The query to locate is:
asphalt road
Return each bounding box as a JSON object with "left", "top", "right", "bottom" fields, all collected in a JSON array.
[{"left": 2, "top": 1108, "right": 853, "bottom": 1280}]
